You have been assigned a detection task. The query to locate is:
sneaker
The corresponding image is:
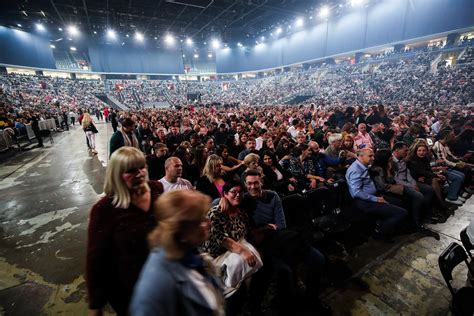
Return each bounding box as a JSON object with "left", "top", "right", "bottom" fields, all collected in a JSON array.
[
  {"left": 461, "top": 192, "right": 471, "bottom": 199},
  {"left": 458, "top": 196, "right": 467, "bottom": 203},
  {"left": 445, "top": 198, "right": 463, "bottom": 206}
]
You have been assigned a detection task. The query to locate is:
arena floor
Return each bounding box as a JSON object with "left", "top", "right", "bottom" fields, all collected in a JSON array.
[{"left": 0, "top": 121, "right": 471, "bottom": 315}]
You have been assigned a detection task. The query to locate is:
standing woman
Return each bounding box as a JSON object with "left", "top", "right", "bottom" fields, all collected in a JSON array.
[
  {"left": 82, "top": 113, "right": 98, "bottom": 154},
  {"left": 86, "top": 147, "right": 164, "bottom": 316},
  {"left": 130, "top": 190, "right": 224, "bottom": 316}
]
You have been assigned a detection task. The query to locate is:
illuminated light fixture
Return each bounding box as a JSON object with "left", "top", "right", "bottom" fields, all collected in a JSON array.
[
  {"left": 107, "top": 29, "right": 116, "bottom": 39},
  {"left": 295, "top": 18, "right": 304, "bottom": 27},
  {"left": 50, "top": 44, "right": 56, "bottom": 48},
  {"left": 309, "top": 16, "right": 313, "bottom": 20},
  {"left": 58, "top": 27, "right": 63, "bottom": 31},
  {"left": 164, "top": 34, "right": 174, "bottom": 44},
  {"left": 276, "top": 27, "right": 283, "bottom": 35},
  {"left": 126, "top": 34, "right": 130, "bottom": 38},
  {"left": 36, "top": 23, "right": 45, "bottom": 31},
  {"left": 194, "top": 54, "right": 199, "bottom": 58},
  {"left": 93, "top": 31, "right": 97, "bottom": 34},
  {"left": 68, "top": 25, "right": 79, "bottom": 36},
  {"left": 237, "top": 42, "right": 243, "bottom": 47},
  {"left": 211, "top": 39, "right": 220, "bottom": 49},
  {"left": 186, "top": 37, "right": 193, "bottom": 45},
  {"left": 41, "top": 10, "right": 46, "bottom": 17},
  {"left": 351, "top": 0, "right": 364, "bottom": 6},
  {"left": 70, "top": 46, "right": 76, "bottom": 51},
  {"left": 22, "top": 11, "right": 28, "bottom": 16},
  {"left": 135, "top": 31, "right": 144, "bottom": 41},
  {"left": 17, "top": 24, "right": 22, "bottom": 27},
  {"left": 261, "top": 36, "right": 265, "bottom": 41},
  {"left": 208, "top": 53, "right": 213, "bottom": 58},
  {"left": 154, "top": 36, "right": 158, "bottom": 40},
  {"left": 182, "top": 54, "right": 186, "bottom": 58},
  {"left": 319, "top": 6, "right": 330, "bottom": 18},
  {"left": 270, "top": 32, "right": 273, "bottom": 36}
]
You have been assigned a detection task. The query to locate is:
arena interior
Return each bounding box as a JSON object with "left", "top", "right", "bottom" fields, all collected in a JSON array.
[{"left": 0, "top": 0, "right": 473, "bottom": 315}]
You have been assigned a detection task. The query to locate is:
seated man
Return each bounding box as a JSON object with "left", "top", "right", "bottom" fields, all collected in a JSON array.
[
  {"left": 238, "top": 137, "right": 259, "bottom": 160},
  {"left": 158, "top": 157, "right": 193, "bottom": 192},
  {"left": 241, "top": 170, "right": 329, "bottom": 315},
  {"left": 346, "top": 148, "right": 408, "bottom": 241}
]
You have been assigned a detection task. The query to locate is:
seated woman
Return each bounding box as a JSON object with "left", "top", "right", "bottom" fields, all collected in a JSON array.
[
  {"left": 242, "top": 153, "right": 263, "bottom": 175},
  {"left": 261, "top": 151, "right": 296, "bottom": 194},
  {"left": 189, "top": 144, "right": 208, "bottom": 185},
  {"left": 202, "top": 181, "right": 257, "bottom": 316},
  {"left": 407, "top": 140, "right": 457, "bottom": 215},
  {"left": 196, "top": 154, "right": 227, "bottom": 200},
  {"left": 216, "top": 144, "right": 245, "bottom": 176},
  {"left": 130, "top": 190, "right": 225, "bottom": 315},
  {"left": 86, "top": 147, "right": 164, "bottom": 316}
]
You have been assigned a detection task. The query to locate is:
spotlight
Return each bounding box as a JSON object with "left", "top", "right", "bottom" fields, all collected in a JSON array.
[
  {"left": 276, "top": 27, "right": 283, "bottom": 35},
  {"left": 154, "top": 37, "right": 158, "bottom": 40},
  {"left": 50, "top": 44, "right": 56, "bottom": 49},
  {"left": 68, "top": 25, "right": 79, "bottom": 36},
  {"left": 208, "top": 53, "right": 213, "bottom": 58},
  {"left": 261, "top": 36, "right": 265, "bottom": 41},
  {"left": 126, "top": 34, "right": 130, "bottom": 38},
  {"left": 107, "top": 29, "right": 116, "bottom": 39},
  {"left": 36, "top": 23, "right": 45, "bottom": 31},
  {"left": 211, "top": 39, "right": 220, "bottom": 49},
  {"left": 237, "top": 42, "right": 243, "bottom": 47},
  {"left": 194, "top": 54, "right": 199, "bottom": 58},
  {"left": 295, "top": 18, "right": 304, "bottom": 27},
  {"left": 70, "top": 46, "right": 76, "bottom": 51},
  {"left": 93, "top": 31, "right": 97, "bottom": 34},
  {"left": 17, "top": 24, "right": 22, "bottom": 27},
  {"left": 186, "top": 37, "right": 193, "bottom": 45},
  {"left": 135, "top": 31, "right": 144, "bottom": 41},
  {"left": 58, "top": 27, "right": 63, "bottom": 31},
  {"left": 319, "top": 6, "right": 330, "bottom": 18},
  {"left": 164, "top": 34, "right": 174, "bottom": 44}
]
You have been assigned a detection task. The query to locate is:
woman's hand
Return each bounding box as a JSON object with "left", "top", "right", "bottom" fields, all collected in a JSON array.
[{"left": 240, "top": 248, "right": 258, "bottom": 267}]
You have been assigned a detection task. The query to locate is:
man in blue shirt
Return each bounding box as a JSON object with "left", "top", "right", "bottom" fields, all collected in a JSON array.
[{"left": 346, "top": 148, "right": 407, "bottom": 240}]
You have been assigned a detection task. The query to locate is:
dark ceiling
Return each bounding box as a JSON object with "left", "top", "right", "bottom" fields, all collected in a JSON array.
[{"left": 0, "top": 0, "right": 335, "bottom": 45}]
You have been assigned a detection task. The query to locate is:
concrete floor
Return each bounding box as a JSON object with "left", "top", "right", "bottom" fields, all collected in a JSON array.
[{"left": 0, "top": 122, "right": 472, "bottom": 315}]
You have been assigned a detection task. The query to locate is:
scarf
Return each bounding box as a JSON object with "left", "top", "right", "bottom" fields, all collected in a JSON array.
[{"left": 120, "top": 129, "right": 139, "bottom": 148}]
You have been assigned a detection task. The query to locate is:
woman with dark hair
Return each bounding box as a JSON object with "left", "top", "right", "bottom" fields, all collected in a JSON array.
[
  {"left": 261, "top": 151, "right": 296, "bottom": 194},
  {"left": 189, "top": 144, "right": 209, "bottom": 185},
  {"left": 173, "top": 145, "right": 193, "bottom": 181},
  {"left": 216, "top": 144, "right": 244, "bottom": 175},
  {"left": 275, "top": 137, "right": 291, "bottom": 160}
]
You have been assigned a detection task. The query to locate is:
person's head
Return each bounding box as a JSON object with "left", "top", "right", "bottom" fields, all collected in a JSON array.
[
  {"left": 439, "top": 130, "right": 456, "bottom": 144},
  {"left": 244, "top": 153, "right": 260, "bottom": 170},
  {"left": 296, "top": 132, "right": 307, "bottom": 145},
  {"left": 239, "top": 133, "right": 248, "bottom": 145},
  {"left": 190, "top": 133, "right": 200, "bottom": 145},
  {"left": 164, "top": 157, "right": 183, "bottom": 182},
  {"left": 308, "top": 140, "right": 320, "bottom": 154},
  {"left": 222, "top": 180, "right": 243, "bottom": 209},
  {"left": 148, "top": 190, "right": 211, "bottom": 259},
  {"left": 371, "top": 123, "right": 382, "bottom": 133},
  {"left": 261, "top": 151, "right": 276, "bottom": 167},
  {"left": 358, "top": 123, "right": 367, "bottom": 134},
  {"left": 153, "top": 143, "right": 168, "bottom": 158},
  {"left": 193, "top": 144, "right": 209, "bottom": 166},
  {"left": 328, "top": 133, "right": 343, "bottom": 149},
  {"left": 357, "top": 148, "right": 375, "bottom": 166},
  {"left": 204, "top": 136, "right": 215, "bottom": 150},
  {"left": 203, "top": 154, "right": 223, "bottom": 181},
  {"left": 342, "top": 134, "right": 354, "bottom": 150},
  {"left": 392, "top": 142, "right": 409, "bottom": 159},
  {"left": 246, "top": 138, "right": 256, "bottom": 151},
  {"left": 104, "top": 147, "right": 148, "bottom": 209},
  {"left": 121, "top": 118, "right": 135, "bottom": 133},
  {"left": 294, "top": 144, "right": 311, "bottom": 160},
  {"left": 216, "top": 144, "right": 229, "bottom": 159},
  {"left": 374, "top": 149, "right": 392, "bottom": 170},
  {"left": 243, "top": 170, "right": 263, "bottom": 198}
]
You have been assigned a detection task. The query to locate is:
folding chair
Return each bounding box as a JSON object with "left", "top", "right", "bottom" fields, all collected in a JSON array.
[
  {"left": 460, "top": 227, "right": 473, "bottom": 260},
  {"left": 438, "top": 242, "right": 474, "bottom": 315}
]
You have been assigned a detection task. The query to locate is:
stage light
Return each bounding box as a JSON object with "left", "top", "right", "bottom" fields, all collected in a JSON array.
[
  {"left": 107, "top": 29, "right": 116, "bottom": 39},
  {"left": 17, "top": 24, "right": 22, "bottom": 27},
  {"left": 154, "top": 37, "right": 158, "bottom": 40},
  {"left": 186, "top": 38, "right": 193, "bottom": 45},
  {"left": 237, "top": 42, "right": 243, "bottom": 47},
  {"left": 93, "top": 31, "right": 97, "bottom": 34},
  {"left": 58, "top": 27, "right": 63, "bottom": 31},
  {"left": 261, "top": 36, "right": 265, "bottom": 41},
  {"left": 295, "top": 18, "right": 304, "bottom": 27},
  {"left": 319, "top": 6, "right": 330, "bottom": 18},
  {"left": 208, "top": 53, "right": 213, "bottom": 58},
  {"left": 50, "top": 44, "right": 55, "bottom": 49},
  {"left": 165, "top": 34, "right": 174, "bottom": 44},
  {"left": 70, "top": 46, "right": 76, "bottom": 51},
  {"left": 135, "top": 31, "right": 144, "bottom": 41},
  {"left": 194, "top": 54, "right": 199, "bottom": 58},
  {"left": 211, "top": 39, "right": 220, "bottom": 49},
  {"left": 68, "top": 25, "right": 79, "bottom": 36},
  {"left": 276, "top": 27, "right": 283, "bottom": 35},
  {"left": 126, "top": 34, "right": 130, "bottom": 38},
  {"left": 36, "top": 23, "right": 45, "bottom": 31}
]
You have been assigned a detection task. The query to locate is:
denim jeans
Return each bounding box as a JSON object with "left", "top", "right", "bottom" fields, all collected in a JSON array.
[
  {"left": 354, "top": 199, "right": 408, "bottom": 235},
  {"left": 446, "top": 169, "right": 465, "bottom": 200}
]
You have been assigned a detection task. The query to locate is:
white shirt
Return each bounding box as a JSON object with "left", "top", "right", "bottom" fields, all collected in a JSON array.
[{"left": 159, "top": 177, "right": 193, "bottom": 192}]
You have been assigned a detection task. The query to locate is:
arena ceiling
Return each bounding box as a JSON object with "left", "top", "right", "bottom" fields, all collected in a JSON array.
[{"left": 0, "top": 0, "right": 331, "bottom": 45}]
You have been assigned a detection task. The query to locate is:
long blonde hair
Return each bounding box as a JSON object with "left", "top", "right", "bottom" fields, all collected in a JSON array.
[
  {"left": 148, "top": 190, "right": 211, "bottom": 259},
  {"left": 104, "top": 147, "right": 148, "bottom": 209},
  {"left": 202, "top": 154, "right": 223, "bottom": 182},
  {"left": 82, "top": 113, "right": 92, "bottom": 128}
]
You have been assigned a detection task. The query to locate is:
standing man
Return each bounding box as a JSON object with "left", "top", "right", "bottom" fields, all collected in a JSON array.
[
  {"left": 109, "top": 109, "right": 118, "bottom": 133},
  {"left": 109, "top": 118, "right": 139, "bottom": 156},
  {"left": 27, "top": 112, "right": 43, "bottom": 148}
]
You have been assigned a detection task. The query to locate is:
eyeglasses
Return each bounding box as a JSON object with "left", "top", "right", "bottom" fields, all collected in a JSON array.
[{"left": 228, "top": 190, "right": 242, "bottom": 196}]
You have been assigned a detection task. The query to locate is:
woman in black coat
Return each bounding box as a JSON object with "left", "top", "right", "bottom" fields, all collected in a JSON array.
[{"left": 261, "top": 151, "right": 297, "bottom": 195}]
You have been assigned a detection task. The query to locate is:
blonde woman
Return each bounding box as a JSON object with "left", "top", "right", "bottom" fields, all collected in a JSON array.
[
  {"left": 196, "top": 154, "right": 227, "bottom": 200},
  {"left": 130, "top": 190, "right": 225, "bottom": 316},
  {"left": 82, "top": 112, "right": 98, "bottom": 154},
  {"left": 86, "top": 147, "right": 164, "bottom": 316}
]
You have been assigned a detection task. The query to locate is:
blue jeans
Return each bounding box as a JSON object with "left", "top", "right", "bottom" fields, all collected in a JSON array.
[
  {"left": 446, "top": 169, "right": 465, "bottom": 200},
  {"left": 354, "top": 199, "right": 408, "bottom": 235}
]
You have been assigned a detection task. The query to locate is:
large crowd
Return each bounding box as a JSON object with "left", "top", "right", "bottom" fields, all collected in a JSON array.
[{"left": 0, "top": 41, "right": 473, "bottom": 316}]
